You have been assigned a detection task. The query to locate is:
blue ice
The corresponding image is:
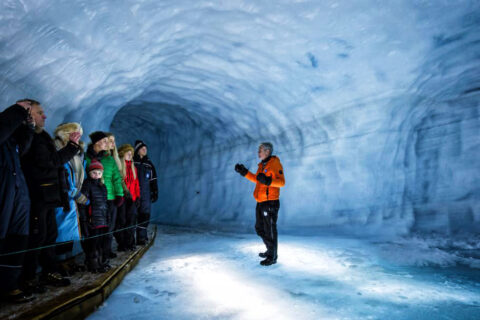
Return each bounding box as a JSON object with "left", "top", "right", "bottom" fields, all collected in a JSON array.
[
  {"left": 1, "top": 0, "right": 479, "bottom": 318},
  {"left": 88, "top": 226, "right": 480, "bottom": 320}
]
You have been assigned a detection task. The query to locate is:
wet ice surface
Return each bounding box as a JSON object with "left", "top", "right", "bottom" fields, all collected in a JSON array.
[{"left": 89, "top": 226, "right": 480, "bottom": 320}]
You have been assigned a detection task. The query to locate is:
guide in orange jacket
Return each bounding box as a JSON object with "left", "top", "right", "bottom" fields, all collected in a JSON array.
[{"left": 235, "top": 142, "right": 285, "bottom": 266}]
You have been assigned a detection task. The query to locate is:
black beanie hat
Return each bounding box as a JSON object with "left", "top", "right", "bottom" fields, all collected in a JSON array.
[
  {"left": 89, "top": 131, "right": 108, "bottom": 145},
  {"left": 134, "top": 140, "right": 147, "bottom": 153}
]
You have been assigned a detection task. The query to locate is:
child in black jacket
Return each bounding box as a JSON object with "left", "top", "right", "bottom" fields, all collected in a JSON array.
[{"left": 79, "top": 159, "right": 110, "bottom": 273}]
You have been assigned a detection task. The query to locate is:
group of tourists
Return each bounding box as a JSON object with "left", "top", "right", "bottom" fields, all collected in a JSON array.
[
  {"left": 0, "top": 98, "right": 286, "bottom": 306},
  {"left": 0, "top": 99, "right": 158, "bottom": 304}
]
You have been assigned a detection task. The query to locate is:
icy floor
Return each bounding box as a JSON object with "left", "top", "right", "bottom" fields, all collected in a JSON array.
[{"left": 89, "top": 226, "right": 480, "bottom": 320}]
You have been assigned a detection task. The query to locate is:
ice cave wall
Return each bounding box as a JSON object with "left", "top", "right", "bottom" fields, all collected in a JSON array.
[{"left": 0, "top": 0, "right": 479, "bottom": 235}]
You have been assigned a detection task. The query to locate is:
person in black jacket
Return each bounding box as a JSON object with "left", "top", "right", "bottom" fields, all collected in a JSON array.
[
  {"left": 133, "top": 140, "right": 158, "bottom": 245},
  {"left": 78, "top": 159, "right": 110, "bottom": 273},
  {"left": 20, "top": 101, "right": 81, "bottom": 293},
  {"left": 0, "top": 100, "right": 35, "bottom": 303}
]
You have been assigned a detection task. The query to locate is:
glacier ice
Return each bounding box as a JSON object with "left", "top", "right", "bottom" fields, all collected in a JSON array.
[
  {"left": 87, "top": 226, "right": 480, "bottom": 320},
  {"left": 0, "top": 0, "right": 479, "bottom": 236}
]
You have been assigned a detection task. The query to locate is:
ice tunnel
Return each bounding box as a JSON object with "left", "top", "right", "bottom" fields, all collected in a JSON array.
[{"left": 1, "top": 0, "right": 479, "bottom": 236}]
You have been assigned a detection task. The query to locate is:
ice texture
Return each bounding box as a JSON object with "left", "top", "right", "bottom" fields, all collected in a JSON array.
[
  {"left": 0, "top": 0, "right": 479, "bottom": 235},
  {"left": 87, "top": 226, "right": 480, "bottom": 320}
]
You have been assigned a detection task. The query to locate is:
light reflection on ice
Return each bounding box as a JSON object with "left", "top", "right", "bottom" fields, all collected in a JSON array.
[{"left": 88, "top": 229, "right": 480, "bottom": 320}]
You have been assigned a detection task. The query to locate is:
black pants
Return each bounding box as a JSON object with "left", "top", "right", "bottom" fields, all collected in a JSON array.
[
  {"left": 0, "top": 179, "right": 30, "bottom": 292},
  {"left": 83, "top": 227, "right": 107, "bottom": 270},
  {"left": 255, "top": 200, "right": 280, "bottom": 260},
  {"left": 55, "top": 241, "right": 73, "bottom": 255},
  {"left": 0, "top": 235, "right": 29, "bottom": 293},
  {"left": 136, "top": 209, "right": 150, "bottom": 243},
  {"left": 115, "top": 199, "right": 137, "bottom": 249},
  {"left": 23, "top": 206, "right": 58, "bottom": 281},
  {"left": 103, "top": 200, "right": 117, "bottom": 259}
]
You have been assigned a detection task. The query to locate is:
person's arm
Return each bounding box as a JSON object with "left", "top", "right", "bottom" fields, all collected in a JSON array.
[
  {"left": 134, "top": 167, "right": 141, "bottom": 199},
  {"left": 75, "top": 191, "right": 89, "bottom": 205},
  {"left": 66, "top": 165, "right": 78, "bottom": 198},
  {"left": 34, "top": 136, "right": 81, "bottom": 169},
  {"left": 78, "top": 184, "right": 91, "bottom": 238},
  {"left": 112, "top": 161, "right": 124, "bottom": 197},
  {"left": 149, "top": 161, "right": 158, "bottom": 203},
  {"left": 13, "top": 124, "right": 34, "bottom": 156},
  {"left": 0, "top": 104, "right": 28, "bottom": 145},
  {"left": 78, "top": 184, "right": 90, "bottom": 221},
  {"left": 122, "top": 180, "right": 132, "bottom": 199},
  {"left": 245, "top": 170, "right": 258, "bottom": 184},
  {"left": 269, "top": 160, "right": 285, "bottom": 188},
  {"left": 235, "top": 163, "right": 258, "bottom": 183}
]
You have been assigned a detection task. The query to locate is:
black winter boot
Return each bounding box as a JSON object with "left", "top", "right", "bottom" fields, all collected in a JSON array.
[
  {"left": 40, "top": 272, "right": 71, "bottom": 287},
  {"left": 260, "top": 257, "right": 277, "bottom": 266},
  {"left": 1, "top": 289, "right": 35, "bottom": 304},
  {"left": 22, "top": 279, "right": 47, "bottom": 294}
]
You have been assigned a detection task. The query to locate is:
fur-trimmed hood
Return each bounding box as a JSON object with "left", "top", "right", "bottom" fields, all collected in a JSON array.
[
  {"left": 51, "top": 123, "right": 86, "bottom": 196},
  {"left": 54, "top": 122, "right": 85, "bottom": 150}
]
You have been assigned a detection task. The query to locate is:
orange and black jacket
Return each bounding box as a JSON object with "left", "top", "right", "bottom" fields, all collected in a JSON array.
[{"left": 245, "top": 156, "right": 285, "bottom": 203}]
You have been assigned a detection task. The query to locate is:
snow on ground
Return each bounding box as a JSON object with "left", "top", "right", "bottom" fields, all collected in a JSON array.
[{"left": 88, "top": 225, "right": 480, "bottom": 320}]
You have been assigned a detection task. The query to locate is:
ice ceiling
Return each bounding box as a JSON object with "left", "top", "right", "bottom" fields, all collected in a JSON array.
[{"left": 1, "top": 0, "right": 479, "bottom": 235}]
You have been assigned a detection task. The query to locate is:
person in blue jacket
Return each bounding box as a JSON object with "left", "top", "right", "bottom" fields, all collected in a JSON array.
[{"left": 53, "top": 123, "right": 88, "bottom": 274}]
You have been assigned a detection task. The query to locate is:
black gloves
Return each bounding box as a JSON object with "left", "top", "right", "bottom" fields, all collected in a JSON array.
[
  {"left": 235, "top": 163, "right": 271, "bottom": 185},
  {"left": 235, "top": 163, "right": 248, "bottom": 176},
  {"left": 256, "top": 173, "right": 272, "bottom": 186}
]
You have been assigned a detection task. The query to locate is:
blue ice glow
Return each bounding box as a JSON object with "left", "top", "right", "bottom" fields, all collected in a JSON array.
[
  {"left": 88, "top": 227, "right": 480, "bottom": 320},
  {"left": 1, "top": 1, "right": 479, "bottom": 235}
]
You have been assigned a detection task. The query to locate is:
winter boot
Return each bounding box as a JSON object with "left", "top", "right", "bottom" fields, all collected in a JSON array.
[
  {"left": 22, "top": 279, "right": 47, "bottom": 294},
  {"left": 260, "top": 257, "right": 277, "bottom": 266},
  {"left": 40, "top": 272, "right": 71, "bottom": 287},
  {"left": 1, "top": 289, "right": 35, "bottom": 304}
]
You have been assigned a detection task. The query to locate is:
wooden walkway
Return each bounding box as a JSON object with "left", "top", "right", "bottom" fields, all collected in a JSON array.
[{"left": 0, "top": 226, "right": 157, "bottom": 320}]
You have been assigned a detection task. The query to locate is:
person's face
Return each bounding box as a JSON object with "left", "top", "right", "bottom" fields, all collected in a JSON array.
[
  {"left": 31, "top": 104, "right": 47, "bottom": 128},
  {"left": 89, "top": 169, "right": 103, "bottom": 179},
  {"left": 95, "top": 137, "right": 109, "bottom": 151},
  {"left": 125, "top": 150, "right": 133, "bottom": 161},
  {"left": 258, "top": 146, "right": 270, "bottom": 160},
  {"left": 139, "top": 146, "right": 147, "bottom": 157},
  {"left": 108, "top": 136, "right": 115, "bottom": 150}
]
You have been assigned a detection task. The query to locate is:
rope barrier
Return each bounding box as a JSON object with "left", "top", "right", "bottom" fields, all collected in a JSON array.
[{"left": 0, "top": 216, "right": 163, "bottom": 258}]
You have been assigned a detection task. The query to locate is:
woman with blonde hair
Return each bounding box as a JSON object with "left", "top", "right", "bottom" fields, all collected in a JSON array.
[
  {"left": 105, "top": 132, "right": 122, "bottom": 172},
  {"left": 116, "top": 144, "right": 140, "bottom": 251},
  {"left": 53, "top": 122, "right": 88, "bottom": 274}
]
